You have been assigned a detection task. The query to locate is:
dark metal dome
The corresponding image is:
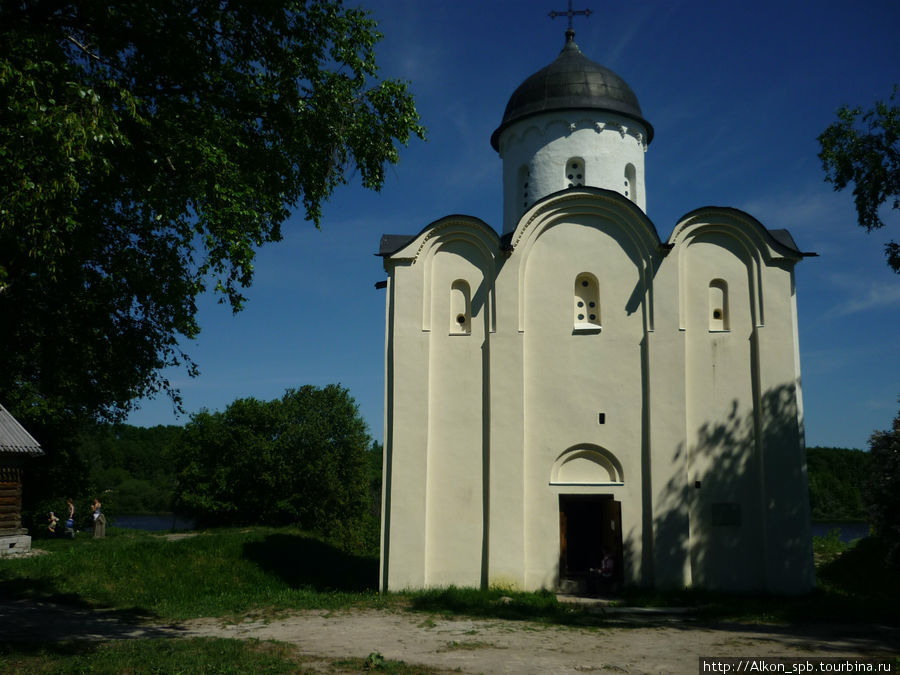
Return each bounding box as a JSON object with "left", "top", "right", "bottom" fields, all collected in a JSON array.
[{"left": 490, "top": 30, "right": 653, "bottom": 150}]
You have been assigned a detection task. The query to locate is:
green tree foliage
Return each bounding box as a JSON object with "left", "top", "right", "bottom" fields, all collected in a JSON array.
[
  {"left": 865, "top": 401, "right": 900, "bottom": 564},
  {"left": 805, "top": 446, "right": 870, "bottom": 521},
  {"left": 23, "top": 423, "right": 183, "bottom": 531},
  {"left": 366, "top": 440, "right": 383, "bottom": 522},
  {"left": 173, "top": 385, "right": 373, "bottom": 549},
  {"left": 78, "top": 423, "right": 183, "bottom": 513},
  {"left": 0, "top": 0, "right": 425, "bottom": 434},
  {"left": 818, "top": 87, "right": 900, "bottom": 272}
]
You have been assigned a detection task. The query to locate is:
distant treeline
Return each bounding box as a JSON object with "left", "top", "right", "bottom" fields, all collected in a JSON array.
[
  {"left": 806, "top": 446, "right": 869, "bottom": 522},
  {"left": 78, "top": 423, "right": 183, "bottom": 514},
  {"left": 58, "top": 429, "right": 868, "bottom": 523},
  {"left": 70, "top": 418, "right": 383, "bottom": 524}
]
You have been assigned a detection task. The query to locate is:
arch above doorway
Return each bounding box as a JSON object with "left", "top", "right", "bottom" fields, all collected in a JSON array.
[{"left": 550, "top": 445, "right": 624, "bottom": 485}]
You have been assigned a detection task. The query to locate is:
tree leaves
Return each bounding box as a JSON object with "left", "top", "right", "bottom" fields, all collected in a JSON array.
[
  {"left": 172, "top": 386, "right": 373, "bottom": 549},
  {"left": 0, "top": 0, "right": 424, "bottom": 429},
  {"left": 818, "top": 87, "right": 899, "bottom": 273},
  {"left": 865, "top": 400, "right": 900, "bottom": 565}
]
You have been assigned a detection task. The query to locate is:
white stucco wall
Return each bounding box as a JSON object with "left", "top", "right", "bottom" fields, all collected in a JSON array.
[
  {"left": 380, "top": 193, "right": 814, "bottom": 595},
  {"left": 682, "top": 231, "right": 764, "bottom": 591},
  {"left": 496, "top": 112, "right": 648, "bottom": 233},
  {"left": 671, "top": 210, "right": 815, "bottom": 592},
  {"left": 424, "top": 240, "right": 487, "bottom": 587},
  {"left": 519, "top": 211, "right": 650, "bottom": 588}
]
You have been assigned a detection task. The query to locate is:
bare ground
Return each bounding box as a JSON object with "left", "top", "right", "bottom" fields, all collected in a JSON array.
[{"left": 1, "top": 597, "right": 897, "bottom": 674}]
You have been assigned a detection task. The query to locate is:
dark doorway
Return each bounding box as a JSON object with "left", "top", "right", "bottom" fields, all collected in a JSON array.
[{"left": 559, "top": 495, "right": 622, "bottom": 592}]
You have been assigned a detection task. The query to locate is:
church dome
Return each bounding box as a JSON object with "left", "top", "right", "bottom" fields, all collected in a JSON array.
[{"left": 490, "top": 30, "right": 653, "bottom": 150}]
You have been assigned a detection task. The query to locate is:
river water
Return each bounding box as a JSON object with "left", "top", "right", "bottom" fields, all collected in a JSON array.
[
  {"left": 810, "top": 521, "right": 869, "bottom": 543},
  {"left": 113, "top": 514, "right": 196, "bottom": 532}
]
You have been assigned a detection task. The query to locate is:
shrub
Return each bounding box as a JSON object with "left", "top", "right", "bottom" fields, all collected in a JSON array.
[
  {"left": 864, "top": 400, "right": 900, "bottom": 566},
  {"left": 172, "top": 385, "right": 374, "bottom": 552}
]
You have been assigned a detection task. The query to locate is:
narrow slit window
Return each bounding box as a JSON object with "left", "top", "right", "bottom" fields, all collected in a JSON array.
[
  {"left": 450, "top": 280, "right": 471, "bottom": 334},
  {"left": 709, "top": 279, "right": 729, "bottom": 331},
  {"left": 519, "top": 164, "right": 530, "bottom": 215},
  {"left": 574, "top": 273, "right": 601, "bottom": 331},
  {"left": 624, "top": 163, "right": 637, "bottom": 202},
  {"left": 566, "top": 157, "right": 585, "bottom": 188}
]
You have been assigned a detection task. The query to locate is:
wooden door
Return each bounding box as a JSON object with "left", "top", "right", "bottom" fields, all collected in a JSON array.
[
  {"left": 559, "top": 508, "right": 568, "bottom": 574},
  {"left": 599, "top": 499, "right": 623, "bottom": 583}
]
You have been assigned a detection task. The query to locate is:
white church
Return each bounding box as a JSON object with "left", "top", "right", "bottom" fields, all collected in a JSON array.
[{"left": 377, "top": 27, "right": 816, "bottom": 594}]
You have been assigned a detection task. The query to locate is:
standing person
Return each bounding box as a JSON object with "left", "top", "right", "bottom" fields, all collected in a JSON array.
[
  {"left": 65, "top": 498, "right": 75, "bottom": 538},
  {"left": 91, "top": 498, "right": 106, "bottom": 538}
]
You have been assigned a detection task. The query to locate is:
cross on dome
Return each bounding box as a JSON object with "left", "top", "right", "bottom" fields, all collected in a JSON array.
[{"left": 548, "top": 0, "right": 592, "bottom": 33}]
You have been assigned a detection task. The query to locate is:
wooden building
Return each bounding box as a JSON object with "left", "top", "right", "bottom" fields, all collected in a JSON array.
[{"left": 0, "top": 403, "right": 44, "bottom": 556}]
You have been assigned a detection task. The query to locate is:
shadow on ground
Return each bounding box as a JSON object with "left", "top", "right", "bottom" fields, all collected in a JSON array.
[
  {"left": 242, "top": 533, "right": 378, "bottom": 592},
  {"left": 0, "top": 576, "right": 94, "bottom": 610},
  {"left": 408, "top": 584, "right": 900, "bottom": 651},
  {"left": 0, "top": 594, "right": 182, "bottom": 644}
]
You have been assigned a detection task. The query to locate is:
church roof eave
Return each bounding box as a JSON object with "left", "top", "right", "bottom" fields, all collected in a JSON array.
[
  {"left": 509, "top": 186, "right": 663, "bottom": 251},
  {"left": 377, "top": 234, "right": 417, "bottom": 257},
  {"left": 668, "top": 206, "right": 816, "bottom": 260},
  {"left": 377, "top": 215, "right": 500, "bottom": 261},
  {"left": 491, "top": 106, "right": 653, "bottom": 152}
]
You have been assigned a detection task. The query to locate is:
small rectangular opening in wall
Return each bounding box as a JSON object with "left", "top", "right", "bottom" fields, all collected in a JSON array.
[{"left": 598, "top": 413, "right": 605, "bottom": 424}]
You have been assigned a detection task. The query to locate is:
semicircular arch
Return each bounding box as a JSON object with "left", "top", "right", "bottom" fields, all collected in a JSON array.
[
  {"left": 418, "top": 218, "right": 499, "bottom": 332},
  {"left": 673, "top": 218, "right": 764, "bottom": 329},
  {"left": 512, "top": 189, "right": 661, "bottom": 332},
  {"left": 551, "top": 444, "right": 624, "bottom": 485}
]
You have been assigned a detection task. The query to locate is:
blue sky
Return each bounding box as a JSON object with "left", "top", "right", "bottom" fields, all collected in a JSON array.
[{"left": 127, "top": 0, "right": 900, "bottom": 451}]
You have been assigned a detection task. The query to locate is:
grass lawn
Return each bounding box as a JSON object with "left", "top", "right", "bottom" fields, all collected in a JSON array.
[
  {"left": 0, "top": 637, "right": 305, "bottom": 674},
  {"left": 0, "top": 526, "right": 386, "bottom": 621},
  {"left": 1, "top": 525, "right": 896, "bottom": 672},
  {"left": 2, "top": 525, "right": 897, "bottom": 625},
  {"left": 4, "top": 525, "right": 898, "bottom": 622},
  {"left": 0, "top": 638, "right": 443, "bottom": 674}
]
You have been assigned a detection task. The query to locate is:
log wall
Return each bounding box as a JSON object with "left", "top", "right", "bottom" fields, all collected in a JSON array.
[{"left": 0, "top": 466, "right": 24, "bottom": 532}]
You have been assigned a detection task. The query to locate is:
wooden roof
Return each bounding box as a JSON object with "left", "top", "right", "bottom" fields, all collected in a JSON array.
[{"left": 0, "top": 404, "right": 43, "bottom": 456}]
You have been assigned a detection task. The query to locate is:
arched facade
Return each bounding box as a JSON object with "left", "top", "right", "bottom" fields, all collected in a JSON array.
[
  {"left": 551, "top": 445, "right": 624, "bottom": 485},
  {"left": 378, "top": 31, "right": 814, "bottom": 595}
]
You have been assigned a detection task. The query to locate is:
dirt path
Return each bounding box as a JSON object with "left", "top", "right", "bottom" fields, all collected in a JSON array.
[
  {"left": 181, "top": 610, "right": 898, "bottom": 674},
  {"left": 2, "top": 598, "right": 896, "bottom": 674}
]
